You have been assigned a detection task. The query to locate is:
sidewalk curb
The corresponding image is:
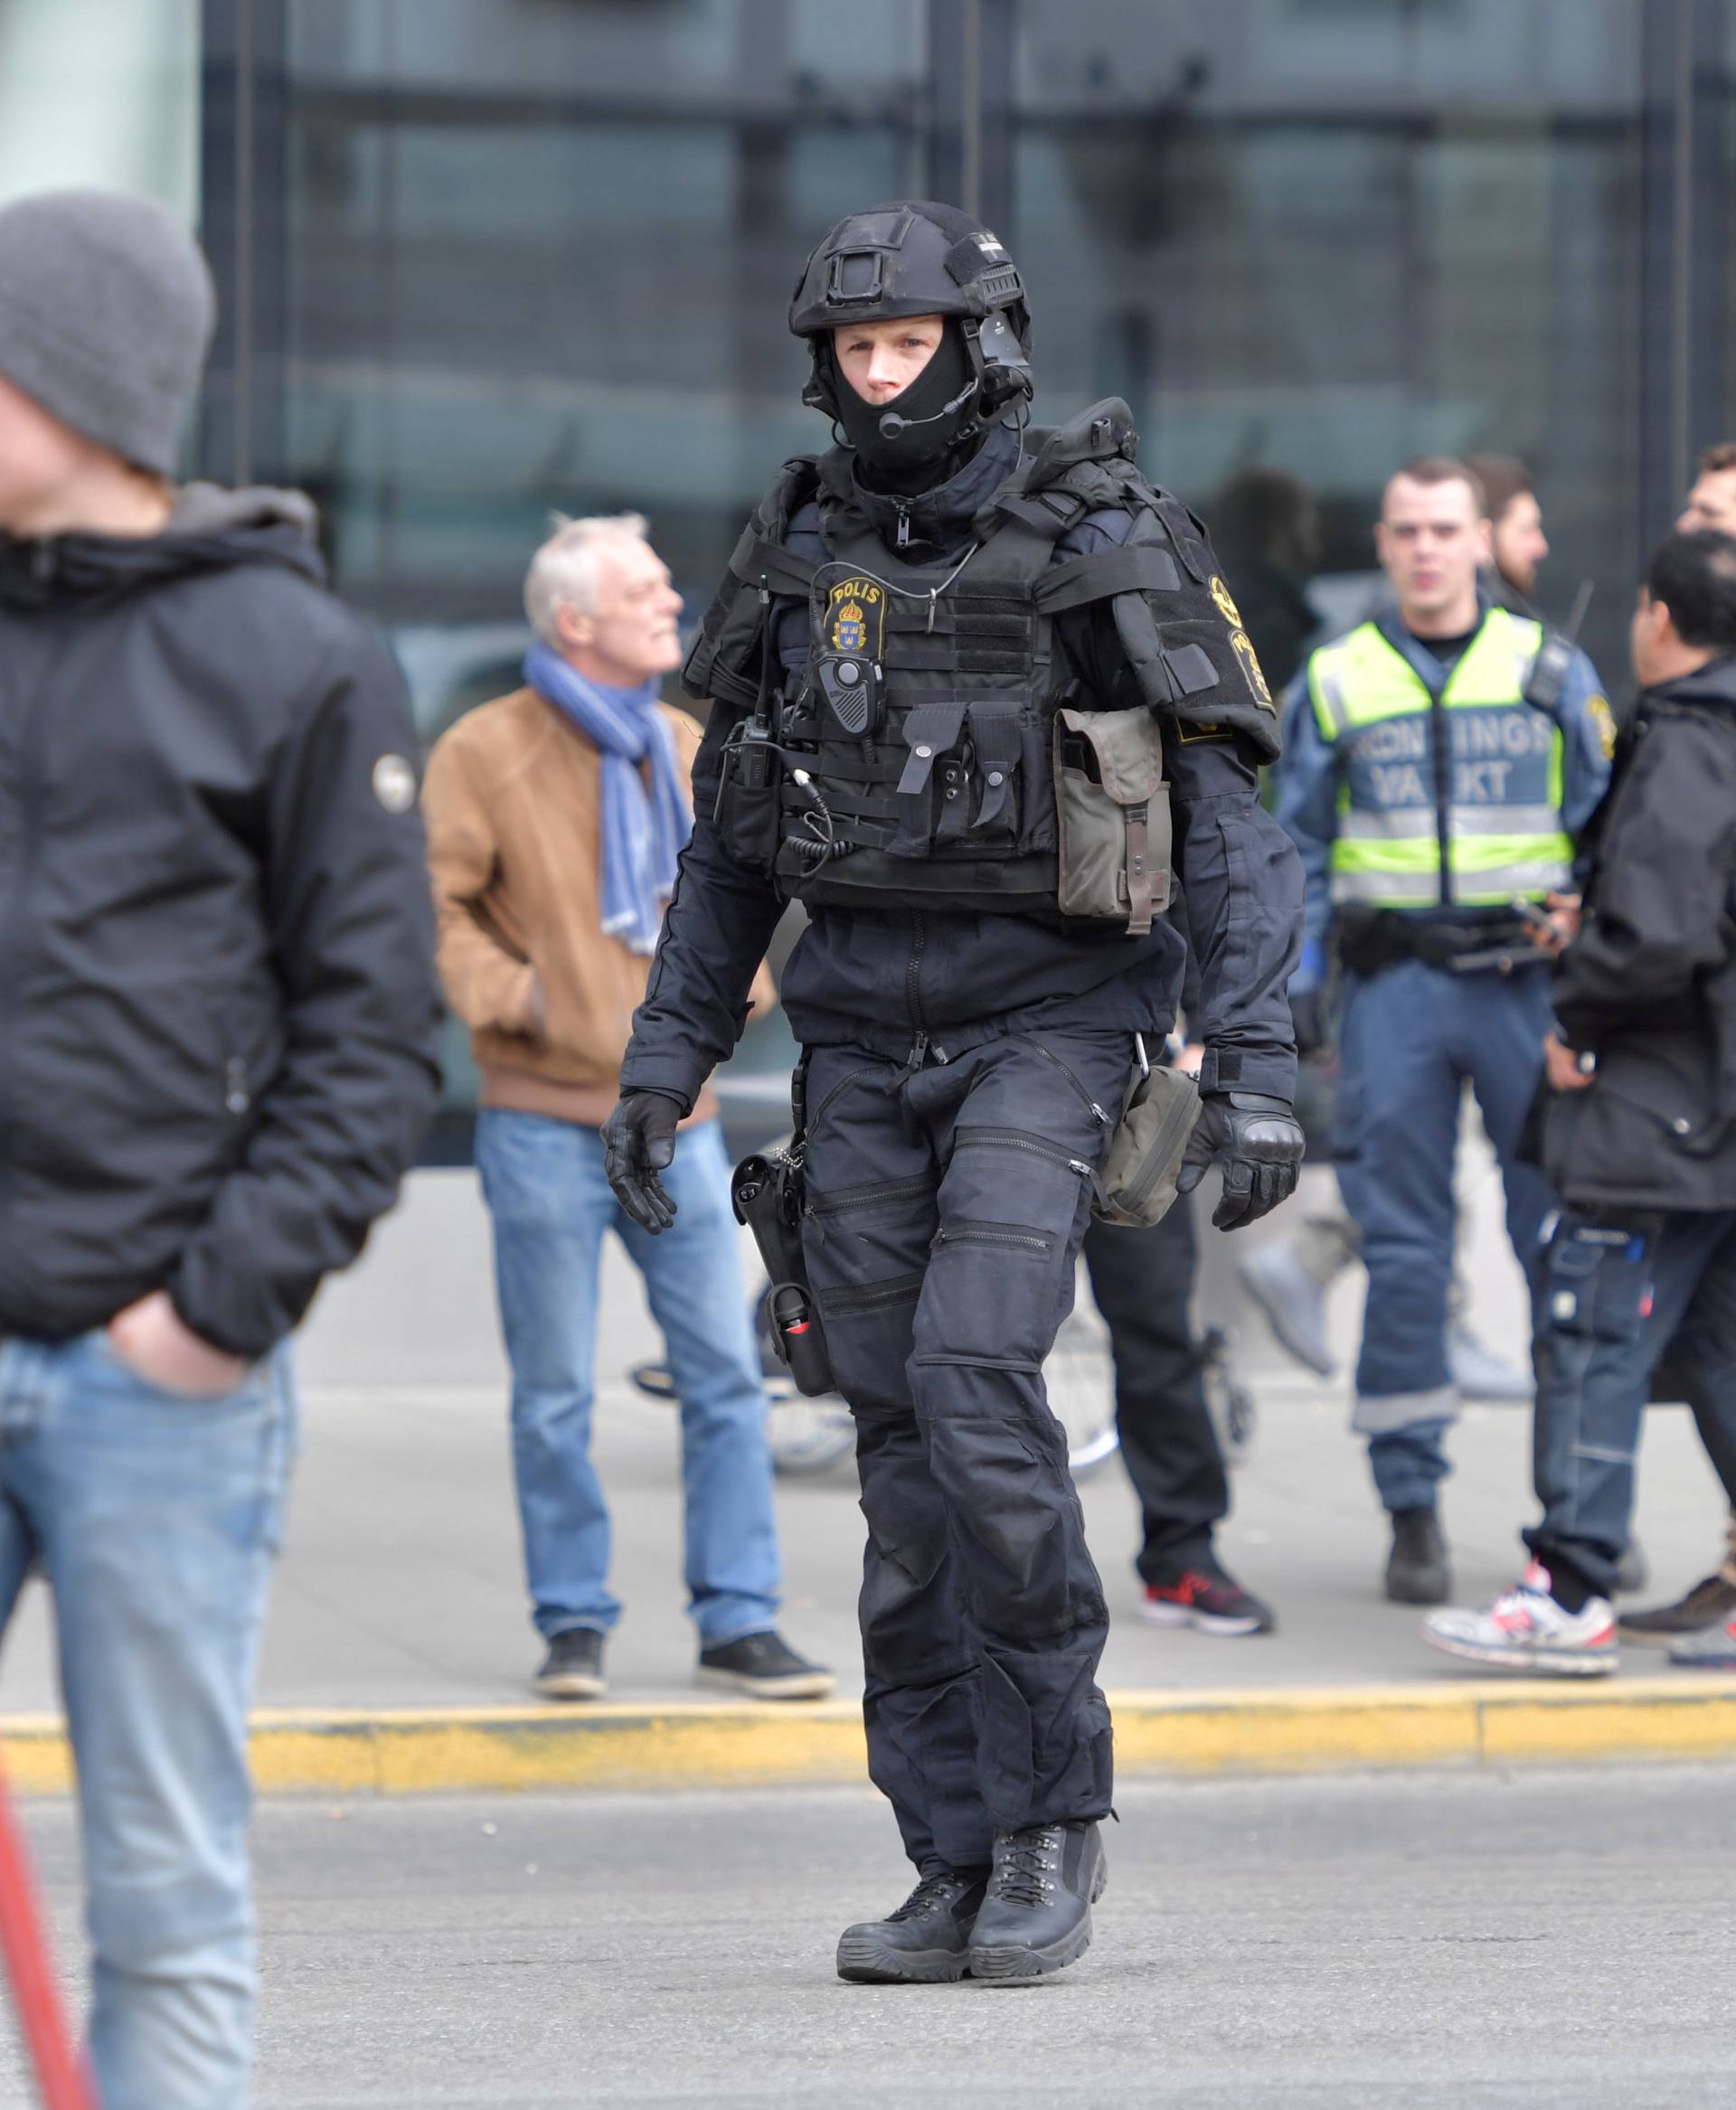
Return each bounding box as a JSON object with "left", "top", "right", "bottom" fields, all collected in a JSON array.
[{"left": 7, "top": 1679, "right": 1736, "bottom": 1795}]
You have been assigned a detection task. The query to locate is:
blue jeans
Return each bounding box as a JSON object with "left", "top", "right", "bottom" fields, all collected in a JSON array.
[
  {"left": 474, "top": 1110, "right": 780, "bottom": 1647},
  {"left": 1335, "top": 960, "right": 1552, "bottom": 1514},
  {"left": 1526, "top": 1208, "right": 1736, "bottom": 1600},
  {"left": 0, "top": 1330, "right": 296, "bottom": 2110}
]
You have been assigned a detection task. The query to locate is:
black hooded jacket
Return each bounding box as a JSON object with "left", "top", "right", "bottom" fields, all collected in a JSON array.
[
  {"left": 0, "top": 485, "right": 442, "bottom": 1356},
  {"left": 1546, "top": 655, "right": 1736, "bottom": 1211}
]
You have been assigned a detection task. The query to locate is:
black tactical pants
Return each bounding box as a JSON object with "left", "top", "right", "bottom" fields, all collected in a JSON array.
[
  {"left": 1082, "top": 1201, "right": 1230, "bottom": 1582},
  {"left": 800, "top": 1030, "right": 1135, "bottom": 1874}
]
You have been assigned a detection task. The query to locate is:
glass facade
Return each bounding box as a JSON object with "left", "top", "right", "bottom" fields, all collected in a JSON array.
[{"left": 7, "top": 0, "right": 1736, "bottom": 1143}]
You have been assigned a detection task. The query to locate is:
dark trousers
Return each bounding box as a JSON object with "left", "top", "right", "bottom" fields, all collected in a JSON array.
[
  {"left": 799, "top": 1029, "right": 1135, "bottom": 1875},
  {"left": 1082, "top": 1201, "right": 1229, "bottom": 1580},
  {"left": 1526, "top": 1208, "right": 1736, "bottom": 1600}
]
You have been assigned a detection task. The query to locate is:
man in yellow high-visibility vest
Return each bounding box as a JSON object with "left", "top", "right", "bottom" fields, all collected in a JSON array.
[{"left": 1276, "top": 457, "right": 1613, "bottom": 1603}]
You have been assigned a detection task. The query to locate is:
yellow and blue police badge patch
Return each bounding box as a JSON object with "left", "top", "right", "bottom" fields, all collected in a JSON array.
[
  {"left": 1587, "top": 692, "right": 1617, "bottom": 760},
  {"left": 825, "top": 577, "right": 886, "bottom": 662}
]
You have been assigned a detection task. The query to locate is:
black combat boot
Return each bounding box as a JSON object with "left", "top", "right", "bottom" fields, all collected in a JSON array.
[
  {"left": 967, "top": 1821, "right": 1106, "bottom": 1983},
  {"left": 1385, "top": 1506, "right": 1451, "bottom": 1605},
  {"left": 835, "top": 1867, "right": 989, "bottom": 1984}
]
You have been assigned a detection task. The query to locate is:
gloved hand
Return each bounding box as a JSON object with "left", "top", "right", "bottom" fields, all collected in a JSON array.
[
  {"left": 1176, "top": 1091, "right": 1305, "bottom": 1231},
  {"left": 601, "top": 1090, "right": 686, "bottom": 1233},
  {"left": 1289, "top": 988, "right": 1326, "bottom": 1060}
]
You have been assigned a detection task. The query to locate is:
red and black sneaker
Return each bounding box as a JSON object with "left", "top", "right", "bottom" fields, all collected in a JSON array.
[{"left": 1137, "top": 1560, "right": 1275, "bottom": 1637}]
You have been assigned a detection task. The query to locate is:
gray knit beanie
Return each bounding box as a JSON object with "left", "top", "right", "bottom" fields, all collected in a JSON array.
[{"left": 0, "top": 189, "right": 216, "bottom": 476}]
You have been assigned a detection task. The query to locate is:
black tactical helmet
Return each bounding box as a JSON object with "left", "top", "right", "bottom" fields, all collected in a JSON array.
[{"left": 788, "top": 199, "right": 1033, "bottom": 424}]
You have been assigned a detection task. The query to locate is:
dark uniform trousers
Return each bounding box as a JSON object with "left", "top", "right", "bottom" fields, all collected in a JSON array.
[
  {"left": 1082, "top": 1199, "right": 1229, "bottom": 1581},
  {"left": 800, "top": 1028, "right": 1137, "bottom": 1874},
  {"left": 1526, "top": 1207, "right": 1736, "bottom": 1600}
]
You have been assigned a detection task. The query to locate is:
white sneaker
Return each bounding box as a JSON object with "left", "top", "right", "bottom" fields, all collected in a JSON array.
[
  {"left": 1422, "top": 1563, "right": 1618, "bottom": 1676},
  {"left": 1446, "top": 1322, "right": 1533, "bottom": 1402}
]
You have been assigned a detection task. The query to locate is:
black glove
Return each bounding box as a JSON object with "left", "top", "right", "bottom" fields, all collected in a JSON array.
[
  {"left": 1176, "top": 1090, "right": 1305, "bottom": 1232},
  {"left": 1289, "top": 988, "right": 1326, "bottom": 1060},
  {"left": 601, "top": 1090, "right": 686, "bottom": 1233}
]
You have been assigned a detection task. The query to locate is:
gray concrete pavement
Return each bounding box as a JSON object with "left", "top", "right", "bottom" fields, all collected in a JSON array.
[{"left": 7, "top": 1767, "right": 1735, "bottom": 2105}]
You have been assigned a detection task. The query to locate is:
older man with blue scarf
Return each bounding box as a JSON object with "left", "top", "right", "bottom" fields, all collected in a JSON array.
[{"left": 423, "top": 513, "right": 832, "bottom": 1703}]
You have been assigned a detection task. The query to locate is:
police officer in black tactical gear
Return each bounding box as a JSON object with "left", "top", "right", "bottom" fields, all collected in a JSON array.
[{"left": 603, "top": 201, "right": 1305, "bottom": 1984}]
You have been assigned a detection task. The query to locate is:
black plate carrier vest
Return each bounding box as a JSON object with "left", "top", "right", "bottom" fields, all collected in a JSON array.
[{"left": 692, "top": 399, "right": 1277, "bottom": 923}]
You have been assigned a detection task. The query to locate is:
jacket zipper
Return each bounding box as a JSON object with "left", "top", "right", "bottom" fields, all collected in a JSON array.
[
  {"left": 903, "top": 910, "right": 947, "bottom": 1069},
  {"left": 1429, "top": 685, "right": 1454, "bottom": 909},
  {"left": 1017, "top": 1038, "right": 1115, "bottom": 1129},
  {"left": 933, "top": 1222, "right": 1054, "bottom": 1255},
  {"left": 892, "top": 500, "right": 912, "bottom": 549},
  {"left": 952, "top": 1127, "right": 1097, "bottom": 1179},
  {"left": 0, "top": 626, "right": 54, "bottom": 1278}
]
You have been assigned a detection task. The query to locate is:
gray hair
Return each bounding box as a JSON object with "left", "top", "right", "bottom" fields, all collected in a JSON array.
[{"left": 524, "top": 512, "right": 651, "bottom": 644}]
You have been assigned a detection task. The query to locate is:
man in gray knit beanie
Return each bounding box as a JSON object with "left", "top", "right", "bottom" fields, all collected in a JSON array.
[
  {"left": 0, "top": 191, "right": 440, "bottom": 2110},
  {"left": 0, "top": 187, "right": 214, "bottom": 480}
]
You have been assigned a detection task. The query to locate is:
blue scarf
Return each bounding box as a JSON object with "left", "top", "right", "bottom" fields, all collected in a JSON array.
[{"left": 524, "top": 643, "right": 692, "bottom": 956}]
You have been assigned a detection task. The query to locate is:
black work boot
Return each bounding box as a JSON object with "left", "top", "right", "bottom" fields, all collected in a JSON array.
[
  {"left": 1385, "top": 1506, "right": 1451, "bottom": 1606},
  {"left": 835, "top": 1868, "right": 989, "bottom": 1984},
  {"left": 967, "top": 1822, "right": 1106, "bottom": 1983}
]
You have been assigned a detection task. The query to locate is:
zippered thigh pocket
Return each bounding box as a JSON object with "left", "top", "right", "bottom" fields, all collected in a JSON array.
[{"left": 932, "top": 1221, "right": 1055, "bottom": 1257}]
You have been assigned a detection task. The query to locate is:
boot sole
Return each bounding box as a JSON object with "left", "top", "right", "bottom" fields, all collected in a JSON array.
[
  {"left": 694, "top": 1668, "right": 836, "bottom": 1700},
  {"left": 533, "top": 1673, "right": 607, "bottom": 1700},
  {"left": 1421, "top": 1630, "right": 1618, "bottom": 1677},
  {"left": 835, "top": 1934, "right": 969, "bottom": 1984},
  {"left": 1135, "top": 1601, "right": 1269, "bottom": 1637},
  {"left": 968, "top": 1865, "right": 1107, "bottom": 1985}
]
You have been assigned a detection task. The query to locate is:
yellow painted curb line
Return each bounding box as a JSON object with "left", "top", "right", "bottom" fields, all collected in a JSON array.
[{"left": 6, "top": 1679, "right": 1736, "bottom": 1796}]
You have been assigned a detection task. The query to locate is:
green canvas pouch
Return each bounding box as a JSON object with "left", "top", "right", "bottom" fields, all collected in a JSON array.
[
  {"left": 1094, "top": 1045, "right": 1202, "bottom": 1228},
  {"left": 1053, "top": 705, "right": 1172, "bottom": 931}
]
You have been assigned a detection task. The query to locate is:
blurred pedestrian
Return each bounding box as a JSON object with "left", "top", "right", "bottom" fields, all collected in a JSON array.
[
  {"left": 1276, "top": 457, "right": 1612, "bottom": 1603},
  {"left": 1466, "top": 453, "right": 1549, "bottom": 608},
  {"left": 1425, "top": 529, "right": 1736, "bottom": 1675},
  {"left": 0, "top": 189, "right": 442, "bottom": 2108},
  {"left": 422, "top": 513, "right": 831, "bottom": 1705},
  {"left": 1212, "top": 466, "right": 1323, "bottom": 695},
  {"left": 1678, "top": 442, "right": 1736, "bottom": 537}
]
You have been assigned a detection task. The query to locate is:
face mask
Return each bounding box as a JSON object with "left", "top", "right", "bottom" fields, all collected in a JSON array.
[{"left": 830, "top": 323, "right": 982, "bottom": 485}]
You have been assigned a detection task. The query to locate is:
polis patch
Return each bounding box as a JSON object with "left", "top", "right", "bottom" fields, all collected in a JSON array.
[
  {"left": 1229, "top": 627, "right": 1274, "bottom": 711},
  {"left": 824, "top": 577, "right": 886, "bottom": 663},
  {"left": 1587, "top": 692, "right": 1618, "bottom": 759}
]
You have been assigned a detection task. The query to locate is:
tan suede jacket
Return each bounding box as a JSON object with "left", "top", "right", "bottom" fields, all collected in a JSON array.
[{"left": 422, "top": 684, "right": 771, "bottom": 1126}]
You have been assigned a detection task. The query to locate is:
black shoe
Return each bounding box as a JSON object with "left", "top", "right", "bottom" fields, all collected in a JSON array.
[
  {"left": 533, "top": 1627, "right": 606, "bottom": 1700},
  {"left": 1385, "top": 1507, "right": 1450, "bottom": 1606},
  {"left": 1619, "top": 1570, "right": 1736, "bottom": 1643},
  {"left": 696, "top": 1630, "right": 835, "bottom": 1700},
  {"left": 967, "top": 1821, "right": 1106, "bottom": 1983},
  {"left": 836, "top": 1868, "right": 989, "bottom": 1984}
]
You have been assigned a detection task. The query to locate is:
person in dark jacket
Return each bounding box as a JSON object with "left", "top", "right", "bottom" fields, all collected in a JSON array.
[
  {"left": 1424, "top": 528, "right": 1736, "bottom": 1676},
  {"left": 0, "top": 190, "right": 440, "bottom": 2106},
  {"left": 603, "top": 202, "right": 1305, "bottom": 1986}
]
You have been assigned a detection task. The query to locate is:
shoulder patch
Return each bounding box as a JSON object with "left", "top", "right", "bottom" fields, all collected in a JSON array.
[
  {"left": 1587, "top": 692, "right": 1617, "bottom": 759},
  {"left": 1176, "top": 719, "right": 1231, "bottom": 744},
  {"left": 1209, "top": 576, "right": 1242, "bottom": 626},
  {"left": 1228, "top": 628, "right": 1275, "bottom": 712}
]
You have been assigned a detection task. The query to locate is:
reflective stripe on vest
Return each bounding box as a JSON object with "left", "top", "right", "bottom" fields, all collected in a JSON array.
[{"left": 1307, "top": 612, "right": 1573, "bottom": 909}]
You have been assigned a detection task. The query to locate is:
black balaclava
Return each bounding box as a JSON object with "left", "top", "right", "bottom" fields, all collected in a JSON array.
[{"left": 828, "top": 319, "right": 986, "bottom": 495}]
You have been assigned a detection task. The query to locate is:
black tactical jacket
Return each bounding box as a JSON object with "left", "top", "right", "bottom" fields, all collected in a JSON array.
[
  {"left": 1547, "top": 655, "right": 1736, "bottom": 1211},
  {"left": 0, "top": 487, "right": 442, "bottom": 1356},
  {"left": 622, "top": 417, "right": 1303, "bottom": 1107}
]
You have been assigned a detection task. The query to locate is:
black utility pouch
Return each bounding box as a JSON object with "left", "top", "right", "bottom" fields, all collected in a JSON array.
[
  {"left": 731, "top": 1146, "right": 835, "bottom": 1397},
  {"left": 712, "top": 714, "right": 783, "bottom": 876}
]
